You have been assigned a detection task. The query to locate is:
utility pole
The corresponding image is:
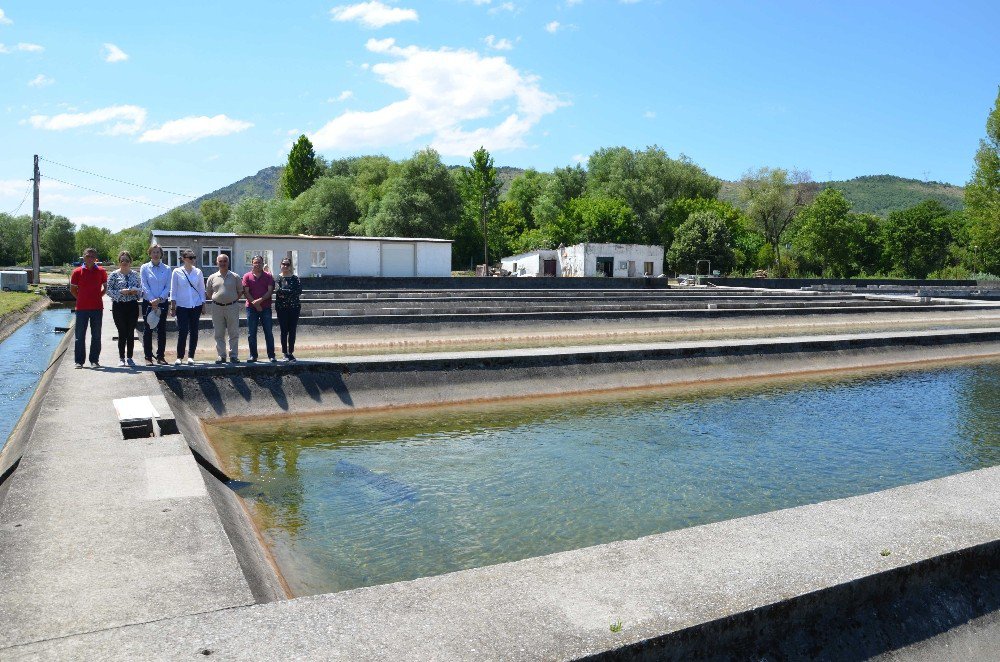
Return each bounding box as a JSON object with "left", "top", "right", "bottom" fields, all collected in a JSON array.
[{"left": 32, "top": 155, "right": 41, "bottom": 286}]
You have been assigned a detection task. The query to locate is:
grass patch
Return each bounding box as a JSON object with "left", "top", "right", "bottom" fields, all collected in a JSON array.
[{"left": 0, "top": 290, "right": 42, "bottom": 317}]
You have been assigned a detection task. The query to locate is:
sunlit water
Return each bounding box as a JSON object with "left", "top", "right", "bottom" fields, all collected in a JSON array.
[
  {"left": 206, "top": 361, "right": 1000, "bottom": 597},
  {"left": 0, "top": 308, "right": 73, "bottom": 451}
]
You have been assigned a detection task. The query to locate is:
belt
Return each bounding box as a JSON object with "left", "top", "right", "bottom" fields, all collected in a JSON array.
[{"left": 212, "top": 300, "right": 238, "bottom": 306}]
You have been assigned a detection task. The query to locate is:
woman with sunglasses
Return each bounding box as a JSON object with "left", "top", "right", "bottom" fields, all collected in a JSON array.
[
  {"left": 168, "top": 249, "right": 206, "bottom": 365},
  {"left": 275, "top": 257, "right": 302, "bottom": 361},
  {"left": 107, "top": 250, "right": 142, "bottom": 367}
]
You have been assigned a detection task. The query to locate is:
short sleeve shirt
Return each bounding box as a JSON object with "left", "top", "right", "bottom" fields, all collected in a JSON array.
[
  {"left": 70, "top": 265, "right": 108, "bottom": 311},
  {"left": 242, "top": 271, "right": 274, "bottom": 309}
]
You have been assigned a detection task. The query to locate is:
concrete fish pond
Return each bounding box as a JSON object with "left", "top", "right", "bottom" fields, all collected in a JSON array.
[{"left": 203, "top": 361, "right": 1000, "bottom": 597}]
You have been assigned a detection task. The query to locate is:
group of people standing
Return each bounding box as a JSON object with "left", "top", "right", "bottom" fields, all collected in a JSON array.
[{"left": 69, "top": 244, "right": 302, "bottom": 368}]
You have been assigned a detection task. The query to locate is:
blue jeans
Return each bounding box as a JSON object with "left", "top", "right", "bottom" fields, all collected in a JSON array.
[
  {"left": 246, "top": 307, "right": 275, "bottom": 360},
  {"left": 175, "top": 306, "right": 202, "bottom": 359},
  {"left": 74, "top": 309, "right": 103, "bottom": 365}
]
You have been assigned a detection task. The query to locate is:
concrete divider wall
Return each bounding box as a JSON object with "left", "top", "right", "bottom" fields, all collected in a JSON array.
[
  {"left": 157, "top": 329, "right": 1000, "bottom": 421},
  {"left": 303, "top": 276, "right": 673, "bottom": 290},
  {"left": 706, "top": 277, "right": 977, "bottom": 289}
]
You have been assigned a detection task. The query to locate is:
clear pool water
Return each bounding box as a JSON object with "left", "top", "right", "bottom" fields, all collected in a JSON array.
[
  {"left": 0, "top": 308, "right": 73, "bottom": 451},
  {"left": 206, "top": 361, "right": 1000, "bottom": 597}
]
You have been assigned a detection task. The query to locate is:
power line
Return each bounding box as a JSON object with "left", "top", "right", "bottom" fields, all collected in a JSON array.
[
  {"left": 6, "top": 180, "right": 33, "bottom": 216},
  {"left": 39, "top": 156, "right": 198, "bottom": 199},
  {"left": 43, "top": 176, "right": 173, "bottom": 209}
]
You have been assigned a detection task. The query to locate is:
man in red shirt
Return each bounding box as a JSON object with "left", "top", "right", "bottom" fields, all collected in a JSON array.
[
  {"left": 241, "top": 254, "right": 276, "bottom": 362},
  {"left": 70, "top": 247, "right": 108, "bottom": 368}
]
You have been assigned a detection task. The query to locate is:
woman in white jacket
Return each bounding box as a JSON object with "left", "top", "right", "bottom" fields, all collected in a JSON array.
[{"left": 168, "top": 249, "right": 206, "bottom": 365}]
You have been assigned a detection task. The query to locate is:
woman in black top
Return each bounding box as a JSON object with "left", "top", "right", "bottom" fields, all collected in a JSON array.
[
  {"left": 107, "top": 251, "right": 142, "bottom": 366},
  {"left": 275, "top": 258, "right": 302, "bottom": 361}
]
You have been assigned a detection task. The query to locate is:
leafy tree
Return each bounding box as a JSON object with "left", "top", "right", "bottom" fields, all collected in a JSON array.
[
  {"left": 966, "top": 87, "right": 1000, "bottom": 274},
  {"left": 0, "top": 213, "right": 31, "bottom": 266},
  {"left": 111, "top": 228, "right": 151, "bottom": 264},
  {"left": 200, "top": 199, "right": 232, "bottom": 232},
  {"left": 546, "top": 196, "right": 639, "bottom": 246},
  {"left": 75, "top": 224, "right": 114, "bottom": 262},
  {"left": 586, "top": 146, "right": 719, "bottom": 246},
  {"left": 290, "top": 176, "right": 359, "bottom": 236},
  {"left": 791, "top": 188, "right": 856, "bottom": 277},
  {"left": 40, "top": 212, "right": 76, "bottom": 265},
  {"left": 263, "top": 198, "right": 296, "bottom": 235},
  {"left": 356, "top": 149, "right": 463, "bottom": 246},
  {"left": 230, "top": 197, "right": 268, "bottom": 234},
  {"left": 666, "top": 211, "right": 735, "bottom": 274},
  {"left": 848, "top": 212, "right": 888, "bottom": 275},
  {"left": 739, "top": 167, "right": 812, "bottom": 266},
  {"left": 154, "top": 208, "right": 205, "bottom": 233},
  {"left": 504, "top": 169, "right": 547, "bottom": 232},
  {"left": 461, "top": 147, "right": 502, "bottom": 267},
  {"left": 882, "top": 200, "right": 952, "bottom": 278},
  {"left": 532, "top": 164, "right": 587, "bottom": 232},
  {"left": 280, "top": 135, "right": 322, "bottom": 199}
]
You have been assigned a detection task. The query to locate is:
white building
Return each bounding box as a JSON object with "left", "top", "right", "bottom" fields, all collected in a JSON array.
[
  {"left": 149, "top": 231, "right": 452, "bottom": 277},
  {"left": 501, "top": 243, "right": 664, "bottom": 278}
]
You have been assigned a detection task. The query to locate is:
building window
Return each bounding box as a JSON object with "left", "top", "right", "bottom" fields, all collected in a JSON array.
[
  {"left": 311, "top": 250, "right": 327, "bottom": 268},
  {"left": 162, "top": 248, "right": 181, "bottom": 267},
  {"left": 202, "top": 247, "right": 220, "bottom": 267},
  {"left": 644, "top": 261, "right": 654, "bottom": 276}
]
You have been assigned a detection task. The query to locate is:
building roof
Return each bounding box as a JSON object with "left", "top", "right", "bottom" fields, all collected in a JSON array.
[{"left": 150, "top": 230, "right": 452, "bottom": 243}]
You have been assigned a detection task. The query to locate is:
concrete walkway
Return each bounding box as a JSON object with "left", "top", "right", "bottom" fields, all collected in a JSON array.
[{"left": 0, "top": 302, "right": 254, "bottom": 650}]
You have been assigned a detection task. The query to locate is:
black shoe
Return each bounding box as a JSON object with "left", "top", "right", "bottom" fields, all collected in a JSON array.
[
  {"left": 288, "top": 354, "right": 296, "bottom": 362},
  {"left": 247, "top": 357, "right": 257, "bottom": 363}
]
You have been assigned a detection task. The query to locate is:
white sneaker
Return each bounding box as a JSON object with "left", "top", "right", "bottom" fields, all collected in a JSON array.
[
  {"left": 174, "top": 359, "right": 182, "bottom": 366},
  {"left": 186, "top": 358, "right": 195, "bottom": 366},
  {"left": 119, "top": 358, "right": 127, "bottom": 367}
]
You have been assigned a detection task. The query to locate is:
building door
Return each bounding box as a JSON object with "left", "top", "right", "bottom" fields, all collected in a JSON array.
[
  {"left": 543, "top": 259, "right": 557, "bottom": 276},
  {"left": 596, "top": 256, "right": 614, "bottom": 277},
  {"left": 381, "top": 242, "right": 416, "bottom": 277},
  {"left": 627, "top": 260, "right": 636, "bottom": 277}
]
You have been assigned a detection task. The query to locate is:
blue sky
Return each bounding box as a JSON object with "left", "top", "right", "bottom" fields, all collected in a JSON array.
[{"left": 2, "top": 0, "right": 998, "bottom": 231}]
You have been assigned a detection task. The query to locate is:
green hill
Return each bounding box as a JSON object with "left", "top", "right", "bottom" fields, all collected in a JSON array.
[
  {"left": 719, "top": 175, "right": 964, "bottom": 217},
  {"left": 143, "top": 165, "right": 282, "bottom": 228}
]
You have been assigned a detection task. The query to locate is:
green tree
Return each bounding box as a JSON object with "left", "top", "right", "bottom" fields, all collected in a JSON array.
[
  {"left": 0, "top": 213, "right": 31, "bottom": 266},
  {"left": 586, "top": 146, "right": 720, "bottom": 246},
  {"left": 664, "top": 197, "right": 761, "bottom": 273},
  {"left": 263, "top": 198, "right": 296, "bottom": 235},
  {"left": 154, "top": 208, "right": 205, "bottom": 233},
  {"left": 200, "top": 199, "right": 232, "bottom": 232},
  {"left": 848, "top": 212, "right": 888, "bottom": 275},
  {"left": 111, "top": 228, "right": 151, "bottom": 264},
  {"left": 280, "top": 135, "right": 322, "bottom": 199},
  {"left": 791, "top": 188, "right": 856, "bottom": 277},
  {"left": 230, "top": 197, "right": 268, "bottom": 234},
  {"left": 461, "top": 147, "right": 502, "bottom": 267},
  {"left": 356, "top": 149, "right": 463, "bottom": 244},
  {"left": 547, "top": 196, "right": 639, "bottom": 246},
  {"left": 666, "top": 210, "right": 735, "bottom": 275},
  {"left": 39, "top": 212, "right": 76, "bottom": 265},
  {"left": 504, "top": 169, "right": 547, "bottom": 232},
  {"left": 75, "top": 224, "right": 114, "bottom": 262},
  {"left": 966, "top": 87, "right": 1000, "bottom": 274},
  {"left": 290, "top": 176, "right": 359, "bottom": 236},
  {"left": 739, "top": 167, "right": 812, "bottom": 267},
  {"left": 532, "top": 164, "right": 587, "bottom": 232},
  {"left": 882, "top": 200, "right": 952, "bottom": 278}
]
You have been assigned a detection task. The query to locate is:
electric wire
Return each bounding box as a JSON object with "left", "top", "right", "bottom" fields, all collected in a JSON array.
[
  {"left": 6, "top": 180, "right": 33, "bottom": 215},
  {"left": 38, "top": 157, "right": 197, "bottom": 199},
  {"left": 42, "top": 176, "right": 172, "bottom": 209}
]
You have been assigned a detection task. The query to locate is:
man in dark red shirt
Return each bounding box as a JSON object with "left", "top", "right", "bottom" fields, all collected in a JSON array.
[{"left": 70, "top": 247, "right": 108, "bottom": 368}]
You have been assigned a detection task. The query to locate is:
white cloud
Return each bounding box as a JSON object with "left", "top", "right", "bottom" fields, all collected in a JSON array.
[
  {"left": 330, "top": 2, "right": 418, "bottom": 29},
  {"left": 138, "top": 114, "right": 253, "bottom": 144},
  {"left": 1, "top": 42, "right": 44, "bottom": 54},
  {"left": 545, "top": 21, "right": 561, "bottom": 33},
  {"left": 310, "top": 38, "right": 566, "bottom": 156},
  {"left": 643, "top": 110, "right": 655, "bottom": 119},
  {"left": 28, "top": 74, "right": 53, "bottom": 87},
  {"left": 336, "top": 90, "right": 354, "bottom": 101},
  {"left": 489, "top": 2, "right": 517, "bottom": 14},
  {"left": 565, "top": 0, "right": 582, "bottom": 5},
  {"left": 484, "top": 35, "right": 513, "bottom": 51},
  {"left": 29, "top": 105, "right": 147, "bottom": 135},
  {"left": 0, "top": 179, "right": 29, "bottom": 197},
  {"left": 572, "top": 154, "right": 585, "bottom": 164},
  {"left": 102, "top": 43, "right": 128, "bottom": 63},
  {"left": 0, "top": 9, "right": 12, "bottom": 25}
]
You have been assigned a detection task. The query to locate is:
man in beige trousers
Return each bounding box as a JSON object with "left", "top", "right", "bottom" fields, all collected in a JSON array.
[{"left": 205, "top": 254, "right": 244, "bottom": 363}]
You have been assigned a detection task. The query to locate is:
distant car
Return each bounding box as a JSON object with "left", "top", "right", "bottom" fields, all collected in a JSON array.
[{"left": 71, "top": 258, "right": 85, "bottom": 267}]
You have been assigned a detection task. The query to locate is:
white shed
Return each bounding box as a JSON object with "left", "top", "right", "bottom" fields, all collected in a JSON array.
[
  {"left": 150, "top": 231, "right": 452, "bottom": 278},
  {"left": 501, "top": 243, "right": 664, "bottom": 278}
]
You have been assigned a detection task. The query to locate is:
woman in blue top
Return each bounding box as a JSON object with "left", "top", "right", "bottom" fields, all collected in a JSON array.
[{"left": 107, "top": 251, "right": 142, "bottom": 366}]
